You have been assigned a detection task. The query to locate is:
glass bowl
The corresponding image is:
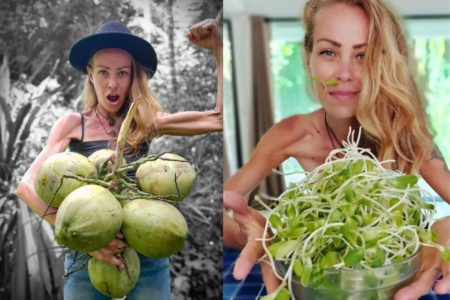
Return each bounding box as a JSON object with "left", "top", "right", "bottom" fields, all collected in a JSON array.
[{"left": 276, "top": 248, "right": 422, "bottom": 300}]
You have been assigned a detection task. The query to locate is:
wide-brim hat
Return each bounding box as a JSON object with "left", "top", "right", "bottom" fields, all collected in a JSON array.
[{"left": 69, "top": 21, "right": 157, "bottom": 78}]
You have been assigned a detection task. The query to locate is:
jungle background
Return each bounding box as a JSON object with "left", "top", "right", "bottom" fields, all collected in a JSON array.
[{"left": 0, "top": 0, "right": 222, "bottom": 299}]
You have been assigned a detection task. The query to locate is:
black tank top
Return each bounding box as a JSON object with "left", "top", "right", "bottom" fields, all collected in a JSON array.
[{"left": 68, "top": 113, "right": 149, "bottom": 179}]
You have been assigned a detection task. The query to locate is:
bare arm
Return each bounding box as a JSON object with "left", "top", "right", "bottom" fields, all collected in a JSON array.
[
  {"left": 420, "top": 145, "right": 450, "bottom": 204},
  {"left": 157, "top": 18, "right": 223, "bottom": 136},
  {"left": 224, "top": 115, "right": 302, "bottom": 194},
  {"left": 223, "top": 116, "right": 305, "bottom": 290},
  {"left": 15, "top": 113, "right": 79, "bottom": 224}
]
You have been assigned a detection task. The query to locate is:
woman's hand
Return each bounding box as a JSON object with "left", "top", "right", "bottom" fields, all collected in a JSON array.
[
  {"left": 187, "top": 18, "right": 222, "bottom": 51},
  {"left": 89, "top": 232, "right": 127, "bottom": 268},
  {"left": 223, "top": 191, "right": 281, "bottom": 292},
  {"left": 395, "top": 216, "right": 450, "bottom": 300}
]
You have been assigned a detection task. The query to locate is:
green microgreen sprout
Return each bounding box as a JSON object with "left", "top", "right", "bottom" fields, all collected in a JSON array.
[
  {"left": 311, "top": 76, "right": 339, "bottom": 91},
  {"left": 259, "top": 128, "right": 450, "bottom": 300}
]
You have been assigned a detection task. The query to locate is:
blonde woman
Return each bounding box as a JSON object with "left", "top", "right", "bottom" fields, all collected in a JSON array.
[
  {"left": 224, "top": 0, "right": 450, "bottom": 299},
  {"left": 17, "top": 19, "right": 222, "bottom": 300}
]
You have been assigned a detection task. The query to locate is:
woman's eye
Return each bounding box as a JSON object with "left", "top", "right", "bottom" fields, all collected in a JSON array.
[
  {"left": 99, "top": 70, "right": 108, "bottom": 76},
  {"left": 118, "top": 71, "right": 128, "bottom": 76},
  {"left": 356, "top": 52, "right": 365, "bottom": 61},
  {"left": 319, "top": 50, "right": 335, "bottom": 57}
]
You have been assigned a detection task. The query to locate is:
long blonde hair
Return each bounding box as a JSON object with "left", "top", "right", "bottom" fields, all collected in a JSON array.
[
  {"left": 83, "top": 57, "right": 163, "bottom": 153},
  {"left": 303, "top": 0, "right": 434, "bottom": 173}
]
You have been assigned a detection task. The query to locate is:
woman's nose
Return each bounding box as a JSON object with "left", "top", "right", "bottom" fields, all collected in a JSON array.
[
  {"left": 107, "top": 76, "right": 118, "bottom": 89},
  {"left": 335, "top": 59, "right": 354, "bottom": 83}
]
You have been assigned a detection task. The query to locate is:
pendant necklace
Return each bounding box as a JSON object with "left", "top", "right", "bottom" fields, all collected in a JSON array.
[
  {"left": 95, "top": 108, "right": 117, "bottom": 137},
  {"left": 324, "top": 112, "right": 344, "bottom": 149},
  {"left": 96, "top": 108, "right": 116, "bottom": 127}
]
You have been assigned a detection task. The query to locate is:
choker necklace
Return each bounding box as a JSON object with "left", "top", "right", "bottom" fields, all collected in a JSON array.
[
  {"left": 96, "top": 108, "right": 116, "bottom": 127},
  {"left": 324, "top": 112, "right": 344, "bottom": 149},
  {"left": 95, "top": 109, "right": 117, "bottom": 137}
]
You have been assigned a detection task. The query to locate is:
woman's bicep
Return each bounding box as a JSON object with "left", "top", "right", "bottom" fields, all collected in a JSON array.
[
  {"left": 224, "top": 125, "right": 291, "bottom": 195},
  {"left": 21, "top": 115, "right": 74, "bottom": 184},
  {"left": 156, "top": 111, "right": 222, "bottom": 136}
]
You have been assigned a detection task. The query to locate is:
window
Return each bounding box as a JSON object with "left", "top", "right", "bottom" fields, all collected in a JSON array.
[{"left": 224, "top": 20, "right": 242, "bottom": 177}]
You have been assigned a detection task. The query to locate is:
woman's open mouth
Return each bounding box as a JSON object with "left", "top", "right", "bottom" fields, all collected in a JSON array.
[{"left": 107, "top": 94, "right": 120, "bottom": 103}]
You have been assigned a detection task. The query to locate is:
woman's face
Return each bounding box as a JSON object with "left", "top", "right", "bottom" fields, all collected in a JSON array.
[
  {"left": 306, "top": 3, "right": 369, "bottom": 119},
  {"left": 90, "top": 48, "right": 133, "bottom": 115}
]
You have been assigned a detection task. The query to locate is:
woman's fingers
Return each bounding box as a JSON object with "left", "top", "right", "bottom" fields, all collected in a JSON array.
[
  {"left": 260, "top": 259, "right": 281, "bottom": 294},
  {"left": 187, "top": 19, "right": 221, "bottom": 49},
  {"left": 106, "top": 238, "right": 127, "bottom": 254},
  {"left": 90, "top": 250, "right": 125, "bottom": 269},
  {"left": 89, "top": 236, "right": 128, "bottom": 268},
  {"left": 188, "top": 19, "right": 214, "bottom": 38},
  {"left": 233, "top": 237, "right": 264, "bottom": 280},
  {"left": 394, "top": 253, "right": 440, "bottom": 300},
  {"left": 394, "top": 264, "right": 440, "bottom": 300},
  {"left": 435, "top": 272, "right": 450, "bottom": 294},
  {"left": 223, "top": 190, "right": 248, "bottom": 214}
]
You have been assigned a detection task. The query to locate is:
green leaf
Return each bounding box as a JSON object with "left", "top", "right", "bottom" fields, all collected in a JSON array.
[
  {"left": 286, "top": 203, "right": 295, "bottom": 218},
  {"left": 349, "top": 159, "right": 364, "bottom": 176},
  {"left": 441, "top": 247, "right": 450, "bottom": 262},
  {"left": 341, "top": 219, "right": 359, "bottom": 246},
  {"left": 365, "top": 160, "right": 374, "bottom": 172},
  {"left": 268, "top": 240, "right": 298, "bottom": 259},
  {"left": 370, "top": 248, "right": 386, "bottom": 267},
  {"left": 340, "top": 203, "right": 357, "bottom": 218},
  {"left": 344, "top": 187, "right": 355, "bottom": 203},
  {"left": 392, "top": 210, "right": 404, "bottom": 226},
  {"left": 332, "top": 161, "right": 346, "bottom": 172},
  {"left": 285, "top": 226, "right": 306, "bottom": 239},
  {"left": 293, "top": 259, "right": 303, "bottom": 277},
  {"left": 322, "top": 251, "right": 339, "bottom": 268},
  {"left": 389, "top": 198, "right": 404, "bottom": 212},
  {"left": 419, "top": 229, "right": 433, "bottom": 243},
  {"left": 330, "top": 209, "right": 342, "bottom": 222},
  {"left": 260, "top": 286, "right": 291, "bottom": 300},
  {"left": 325, "top": 79, "right": 339, "bottom": 86},
  {"left": 269, "top": 214, "right": 282, "bottom": 230},
  {"left": 300, "top": 266, "right": 312, "bottom": 286},
  {"left": 387, "top": 175, "right": 418, "bottom": 189},
  {"left": 344, "top": 248, "right": 364, "bottom": 267}
]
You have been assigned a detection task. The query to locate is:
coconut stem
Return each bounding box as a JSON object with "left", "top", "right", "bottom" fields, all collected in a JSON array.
[
  {"left": 113, "top": 95, "right": 142, "bottom": 172},
  {"left": 63, "top": 175, "right": 111, "bottom": 189}
]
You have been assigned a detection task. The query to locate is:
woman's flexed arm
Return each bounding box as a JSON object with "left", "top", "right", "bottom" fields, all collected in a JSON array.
[{"left": 155, "top": 18, "right": 223, "bottom": 136}]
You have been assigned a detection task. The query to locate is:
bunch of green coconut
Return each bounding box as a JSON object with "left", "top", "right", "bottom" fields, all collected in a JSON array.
[{"left": 34, "top": 98, "right": 196, "bottom": 298}]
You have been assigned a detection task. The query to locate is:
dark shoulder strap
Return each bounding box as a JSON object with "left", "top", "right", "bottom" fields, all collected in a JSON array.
[{"left": 80, "top": 113, "right": 85, "bottom": 142}]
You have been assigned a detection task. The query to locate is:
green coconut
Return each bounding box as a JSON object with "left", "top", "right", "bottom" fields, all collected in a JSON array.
[
  {"left": 35, "top": 152, "right": 96, "bottom": 208},
  {"left": 55, "top": 185, "right": 123, "bottom": 252},
  {"left": 136, "top": 153, "right": 196, "bottom": 201},
  {"left": 122, "top": 199, "right": 188, "bottom": 258},
  {"left": 88, "top": 149, "right": 127, "bottom": 176},
  {"left": 88, "top": 247, "right": 140, "bottom": 298}
]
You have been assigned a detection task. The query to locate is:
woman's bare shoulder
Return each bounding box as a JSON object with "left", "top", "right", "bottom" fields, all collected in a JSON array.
[
  {"left": 257, "top": 110, "right": 322, "bottom": 153},
  {"left": 271, "top": 110, "right": 322, "bottom": 138},
  {"left": 49, "top": 112, "right": 82, "bottom": 141}
]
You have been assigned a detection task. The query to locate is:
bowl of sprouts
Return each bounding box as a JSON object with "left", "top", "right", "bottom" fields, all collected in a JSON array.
[{"left": 261, "top": 130, "right": 450, "bottom": 300}]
